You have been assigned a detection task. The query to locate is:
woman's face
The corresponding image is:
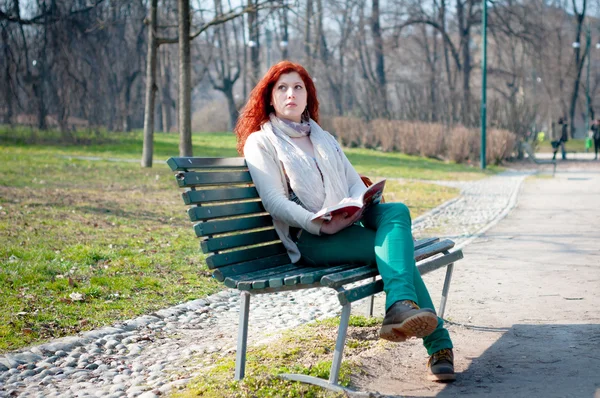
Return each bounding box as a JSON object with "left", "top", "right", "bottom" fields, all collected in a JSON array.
[{"left": 271, "top": 72, "right": 308, "bottom": 123}]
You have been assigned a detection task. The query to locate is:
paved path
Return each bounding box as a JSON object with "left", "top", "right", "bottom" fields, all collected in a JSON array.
[
  {"left": 0, "top": 169, "right": 534, "bottom": 398},
  {"left": 352, "top": 166, "right": 600, "bottom": 397}
]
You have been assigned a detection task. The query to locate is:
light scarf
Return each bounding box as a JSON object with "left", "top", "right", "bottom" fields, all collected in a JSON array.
[{"left": 262, "top": 114, "right": 349, "bottom": 213}]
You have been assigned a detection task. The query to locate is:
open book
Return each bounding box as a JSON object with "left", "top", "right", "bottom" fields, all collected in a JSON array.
[{"left": 311, "top": 179, "right": 386, "bottom": 221}]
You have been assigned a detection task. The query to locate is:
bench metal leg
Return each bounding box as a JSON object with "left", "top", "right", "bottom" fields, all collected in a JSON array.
[
  {"left": 235, "top": 291, "right": 251, "bottom": 381},
  {"left": 280, "top": 302, "right": 354, "bottom": 393},
  {"left": 329, "top": 302, "right": 351, "bottom": 384},
  {"left": 438, "top": 262, "right": 454, "bottom": 319},
  {"left": 368, "top": 276, "right": 376, "bottom": 317}
]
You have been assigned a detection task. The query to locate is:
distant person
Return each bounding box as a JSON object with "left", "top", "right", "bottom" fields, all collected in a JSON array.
[
  {"left": 592, "top": 119, "right": 600, "bottom": 160},
  {"left": 551, "top": 117, "right": 568, "bottom": 160}
]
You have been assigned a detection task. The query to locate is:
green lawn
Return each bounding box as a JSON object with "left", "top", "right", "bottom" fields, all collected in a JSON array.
[
  {"left": 0, "top": 127, "right": 494, "bottom": 352},
  {"left": 173, "top": 316, "right": 381, "bottom": 398},
  {"left": 535, "top": 138, "right": 587, "bottom": 153}
]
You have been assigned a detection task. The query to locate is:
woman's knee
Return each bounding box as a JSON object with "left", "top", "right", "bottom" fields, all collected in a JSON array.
[{"left": 380, "top": 202, "right": 411, "bottom": 223}]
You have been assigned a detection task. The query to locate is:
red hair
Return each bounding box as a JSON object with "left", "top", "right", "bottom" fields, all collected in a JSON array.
[{"left": 235, "top": 61, "right": 320, "bottom": 155}]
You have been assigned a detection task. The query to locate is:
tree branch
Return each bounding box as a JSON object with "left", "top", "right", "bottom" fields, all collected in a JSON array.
[
  {"left": 389, "top": 18, "right": 461, "bottom": 70},
  {"left": 0, "top": 0, "right": 105, "bottom": 25}
]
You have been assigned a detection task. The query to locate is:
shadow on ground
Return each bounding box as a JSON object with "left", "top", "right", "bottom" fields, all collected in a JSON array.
[{"left": 356, "top": 324, "right": 600, "bottom": 398}]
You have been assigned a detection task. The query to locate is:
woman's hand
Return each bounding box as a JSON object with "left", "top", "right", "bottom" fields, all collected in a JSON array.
[{"left": 319, "top": 208, "right": 363, "bottom": 235}]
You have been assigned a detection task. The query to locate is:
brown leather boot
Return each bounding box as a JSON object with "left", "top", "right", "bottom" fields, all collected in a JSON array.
[
  {"left": 427, "top": 348, "right": 456, "bottom": 382},
  {"left": 379, "top": 300, "right": 438, "bottom": 342}
]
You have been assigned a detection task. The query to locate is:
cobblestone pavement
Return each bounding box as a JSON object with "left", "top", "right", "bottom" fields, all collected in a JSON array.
[{"left": 0, "top": 169, "right": 534, "bottom": 398}]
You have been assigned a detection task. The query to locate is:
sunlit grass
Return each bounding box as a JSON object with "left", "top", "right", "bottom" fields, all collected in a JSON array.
[{"left": 0, "top": 126, "right": 483, "bottom": 352}]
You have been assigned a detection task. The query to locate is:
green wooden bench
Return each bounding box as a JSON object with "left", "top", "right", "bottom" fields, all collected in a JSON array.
[{"left": 168, "top": 156, "right": 464, "bottom": 393}]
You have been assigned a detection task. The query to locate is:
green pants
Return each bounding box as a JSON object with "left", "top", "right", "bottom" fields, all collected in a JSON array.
[{"left": 296, "top": 202, "right": 453, "bottom": 355}]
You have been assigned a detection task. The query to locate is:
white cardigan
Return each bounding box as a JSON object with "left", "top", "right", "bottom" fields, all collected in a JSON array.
[{"left": 244, "top": 129, "right": 367, "bottom": 263}]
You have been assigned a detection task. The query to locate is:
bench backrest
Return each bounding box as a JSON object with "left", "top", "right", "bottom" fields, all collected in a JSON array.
[{"left": 168, "top": 157, "right": 291, "bottom": 283}]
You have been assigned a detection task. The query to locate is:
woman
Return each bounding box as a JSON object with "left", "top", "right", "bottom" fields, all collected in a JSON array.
[{"left": 235, "top": 61, "right": 455, "bottom": 382}]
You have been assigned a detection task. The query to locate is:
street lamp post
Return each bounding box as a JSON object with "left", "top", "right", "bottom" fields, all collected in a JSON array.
[
  {"left": 586, "top": 24, "right": 591, "bottom": 136},
  {"left": 480, "top": 0, "right": 488, "bottom": 170}
]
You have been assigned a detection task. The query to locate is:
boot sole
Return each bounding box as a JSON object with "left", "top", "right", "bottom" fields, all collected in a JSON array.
[
  {"left": 427, "top": 372, "right": 456, "bottom": 382},
  {"left": 378, "top": 312, "right": 438, "bottom": 342}
]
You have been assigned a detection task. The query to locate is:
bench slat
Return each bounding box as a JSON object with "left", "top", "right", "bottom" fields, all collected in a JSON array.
[
  {"left": 317, "top": 239, "right": 445, "bottom": 288},
  {"left": 223, "top": 263, "right": 299, "bottom": 289},
  {"left": 320, "top": 265, "right": 378, "bottom": 288},
  {"left": 206, "top": 243, "right": 286, "bottom": 269},
  {"left": 295, "top": 264, "right": 360, "bottom": 285},
  {"left": 337, "top": 250, "right": 463, "bottom": 305},
  {"left": 176, "top": 171, "right": 252, "bottom": 187},
  {"left": 188, "top": 202, "right": 265, "bottom": 222},
  {"left": 242, "top": 266, "right": 316, "bottom": 290},
  {"left": 194, "top": 215, "right": 274, "bottom": 237},
  {"left": 414, "top": 237, "right": 439, "bottom": 250},
  {"left": 183, "top": 187, "right": 259, "bottom": 204},
  {"left": 201, "top": 229, "right": 279, "bottom": 254},
  {"left": 167, "top": 157, "right": 246, "bottom": 171},
  {"left": 416, "top": 249, "right": 463, "bottom": 275},
  {"left": 414, "top": 239, "right": 454, "bottom": 262},
  {"left": 269, "top": 266, "right": 324, "bottom": 289},
  {"left": 212, "top": 253, "right": 291, "bottom": 282}
]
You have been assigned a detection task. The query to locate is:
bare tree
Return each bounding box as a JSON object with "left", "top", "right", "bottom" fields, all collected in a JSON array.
[
  {"left": 205, "top": 0, "right": 242, "bottom": 129},
  {"left": 142, "top": 0, "right": 158, "bottom": 167},
  {"left": 568, "top": 0, "right": 588, "bottom": 138}
]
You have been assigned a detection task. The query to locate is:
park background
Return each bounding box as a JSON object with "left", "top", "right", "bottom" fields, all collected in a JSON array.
[{"left": 2, "top": 0, "right": 600, "bottom": 397}]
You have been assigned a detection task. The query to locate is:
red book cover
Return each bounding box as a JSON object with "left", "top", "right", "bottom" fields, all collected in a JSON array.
[{"left": 311, "top": 179, "right": 386, "bottom": 221}]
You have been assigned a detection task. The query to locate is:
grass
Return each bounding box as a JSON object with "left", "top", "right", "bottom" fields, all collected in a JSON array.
[
  {"left": 0, "top": 126, "right": 487, "bottom": 353},
  {"left": 172, "top": 315, "right": 382, "bottom": 398},
  {"left": 534, "top": 138, "right": 587, "bottom": 153},
  {"left": 0, "top": 146, "right": 221, "bottom": 352}
]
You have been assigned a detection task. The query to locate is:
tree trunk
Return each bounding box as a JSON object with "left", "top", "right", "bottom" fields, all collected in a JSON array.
[
  {"left": 304, "top": 0, "right": 313, "bottom": 68},
  {"left": 142, "top": 0, "right": 158, "bottom": 167},
  {"left": 457, "top": 0, "right": 472, "bottom": 126},
  {"left": 371, "top": 0, "right": 387, "bottom": 117},
  {"left": 280, "top": 3, "right": 289, "bottom": 60},
  {"left": 178, "top": 0, "right": 192, "bottom": 156},
  {"left": 2, "top": 28, "right": 13, "bottom": 125},
  {"left": 123, "top": 72, "right": 138, "bottom": 132},
  {"left": 159, "top": 49, "right": 172, "bottom": 133},
  {"left": 569, "top": 2, "right": 587, "bottom": 139},
  {"left": 247, "top": 0, "right": 260, "bottom": 86},
  {"left": 224, "top": 83, "right": 238, "bottom": 129}
]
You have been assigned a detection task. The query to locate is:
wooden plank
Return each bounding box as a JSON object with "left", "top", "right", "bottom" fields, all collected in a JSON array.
[
  {"left": 194, "top": 215, "right": 273, "bottom": 237},
  {"left": 320, "top": 265, "right": 378, "bottom": 288},
  {"left": 414, "top": 237, "right": 439, "bottom": 250},
  {"left": 176, "top": 171, "right": 252, "bottom": 187},
  {"left": 223, "top": 263, "right": 299, "bottom": 289},
  {"left": 414, "top": 239, "right": 455, "bottom": 262},
  {"left": 212, "top": 253, "right": 291, "bottom": 282},
  {"left": 206, "top": 243, "right": 286, "bottom": 269},
  {"left": 183, "top": 187, "right": 258, "bottom": 204},
  {"left": 320, "top": 238, "right": 444, "bottom": 288},
  {"left": 201, "top": 229, "right": 279, "bottom": 254},
  {"left": 298, "top": 264, "right": 361, "bottom": 285},
  {"left": 266, "top": 265, "right": 349, "bottom": 288},
  {"left": 417, "top": 250, "right": 463, "bottom": 275},
  {"left": 243, "top": 266, "right": 315, "bottom": 290},
  {"left": 167, "top": 157, "right": 246, "bottom": 171},
  {"left": 338, "top": 280, "right": 384, "bottom": 306},
  {"left": 188, "top": 202, "right": 265, "bottom": 222},
  {"left": 337, "top": 249, "right": 461, "bottom": 305}
]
